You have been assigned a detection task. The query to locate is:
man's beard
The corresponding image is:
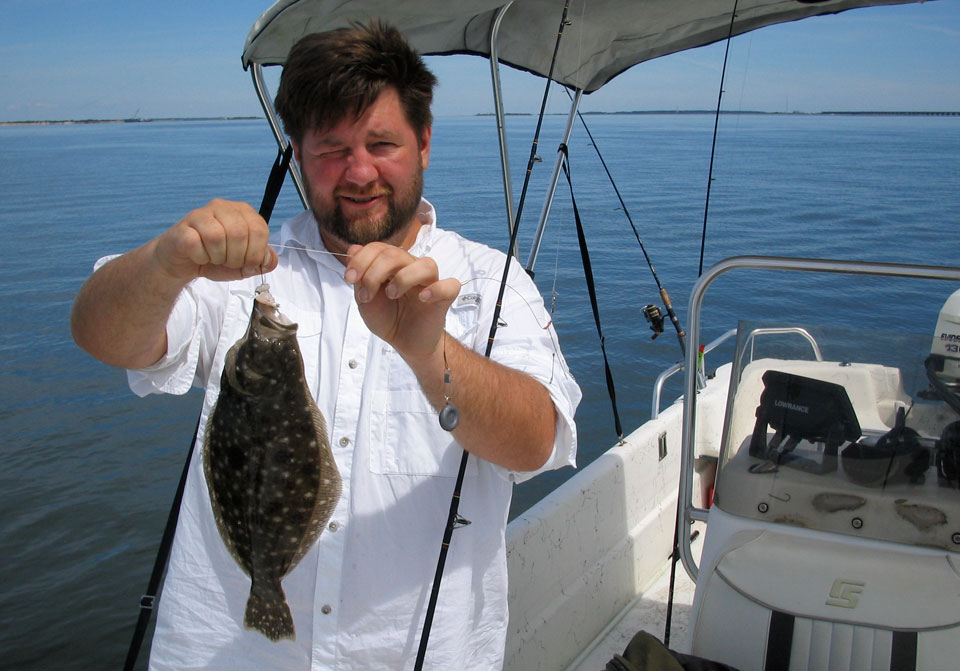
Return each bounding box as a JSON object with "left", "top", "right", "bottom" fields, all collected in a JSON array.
[{"left": 307, "top": 165, "right": 423, "bottom": 247}]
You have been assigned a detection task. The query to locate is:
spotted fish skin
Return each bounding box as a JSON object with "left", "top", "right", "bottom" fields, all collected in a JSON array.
[{"left": 203, "top": 284, "right": 341, "bottom": 641}]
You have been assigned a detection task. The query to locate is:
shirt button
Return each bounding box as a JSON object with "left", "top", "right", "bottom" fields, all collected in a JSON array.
[
  {"left": 348, "top": 359, "right": 359, "bottom": 369},
  {"left": 339, "top": 436, "right": 350, "bottom": 447},
  {"left": 328, "top": 521, "right": 340, "bottom": 532},
  {"left": 321, "top": 604, "right": 332, "bottom": 615}
]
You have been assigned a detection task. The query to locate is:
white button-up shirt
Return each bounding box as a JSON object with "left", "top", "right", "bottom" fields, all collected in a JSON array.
[{"left": 128, "top": 200, "right": 580, "bottom": 670}]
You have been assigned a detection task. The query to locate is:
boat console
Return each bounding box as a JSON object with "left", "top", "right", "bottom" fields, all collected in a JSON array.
[{"left": 690, "top": 322, "right": 960, "bottom": 670}]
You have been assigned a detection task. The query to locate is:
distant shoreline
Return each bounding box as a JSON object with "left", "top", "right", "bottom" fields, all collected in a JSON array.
[
  {"left": 0, "top": 116, "right": 261, "bottom": 127},
  {"left": 480, "top": 110, "right": 960, "bottom": 118},
  {"left": 3, "top": 110, "right": 958, "bottom": 126}
]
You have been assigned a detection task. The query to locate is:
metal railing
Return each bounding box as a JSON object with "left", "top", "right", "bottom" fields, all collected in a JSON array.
[
  {"left": 651, "top": 329, "right": 736, "bottom": 419},
  {"left": 733, "top": 326, "right": 823, "bottom": 377}
]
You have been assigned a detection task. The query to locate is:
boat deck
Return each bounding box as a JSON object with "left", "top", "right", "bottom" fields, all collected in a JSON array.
[{"left": 567, "top": 534, "right": 700, "bottom": 670}]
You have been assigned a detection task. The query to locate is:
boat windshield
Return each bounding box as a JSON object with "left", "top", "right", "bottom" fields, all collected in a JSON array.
[{"left": 714, "top": 321, "right": 960, "bottom": 552}]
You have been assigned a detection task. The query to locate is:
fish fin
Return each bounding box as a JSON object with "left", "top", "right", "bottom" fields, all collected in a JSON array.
[
  {"left": 202, "top": 395, "right": 252, "bottom": 576},
  {"left": 244, "top": 579, "right": 295, "bottom": 641},
  {"left": 288, "top": 403, "right": 342, "bottom": 568},
  {"left": 221, "top": 340, "right": 243, "bottom": 391}
]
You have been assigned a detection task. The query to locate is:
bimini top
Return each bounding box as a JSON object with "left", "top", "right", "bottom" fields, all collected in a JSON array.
[{"left": 242, "top": 0, "right": 922, "bottom": 93}]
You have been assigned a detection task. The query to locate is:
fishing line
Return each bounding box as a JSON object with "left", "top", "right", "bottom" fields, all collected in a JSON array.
[
  {"left": 260, "top": 252, "right": 558, "bottom": 336},
  {"left": 460, "top": 277, "right": 562, "bottom": 385},
  {"left": 414, "top": 2, "right": 572, "bottom": 668},
  {"left": 270, "top": 243, "right": 351, "bottom": 258},
  {"left": 263, "top": 262, "right": 565, "bottom": 385}
]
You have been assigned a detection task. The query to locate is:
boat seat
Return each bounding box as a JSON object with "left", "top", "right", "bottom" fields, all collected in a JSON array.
[{"left": 690, "top": 520, "right": 960, "bottom": 670}]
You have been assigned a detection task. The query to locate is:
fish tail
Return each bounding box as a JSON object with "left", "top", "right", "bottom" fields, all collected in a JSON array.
[{"left": 244, "top": 579, "right": 295, "bottom": 641}]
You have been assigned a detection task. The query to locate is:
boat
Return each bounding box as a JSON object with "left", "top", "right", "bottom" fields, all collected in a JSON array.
[{"left": 237, "top": 2, "right": 960, "bottom": 669}]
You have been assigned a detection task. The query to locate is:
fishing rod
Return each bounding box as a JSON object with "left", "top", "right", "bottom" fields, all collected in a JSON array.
[
  {"left": 665, "top": 0, "right": 739, "bottom": 649},
  {"left": 565, "top": 89, "right": 687, "bottom": 359},
  {"left": 413, "top": 2, "right": 572, "bottom": 667},
  {"left": 122, "top": 144, "right": 293, "bottom": 671},
  {"left": 698, "top": 1, "right": 738, "bottom": 278}
]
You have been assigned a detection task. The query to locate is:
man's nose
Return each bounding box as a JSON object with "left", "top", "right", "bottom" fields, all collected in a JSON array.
[{"left": 343, "top": 148, "right": 377, "bottom": 185}]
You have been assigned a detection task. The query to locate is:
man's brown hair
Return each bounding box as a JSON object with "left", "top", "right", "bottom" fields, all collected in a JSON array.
[{"left": 274, "top": 21, "right": 437, "bottom": 145}]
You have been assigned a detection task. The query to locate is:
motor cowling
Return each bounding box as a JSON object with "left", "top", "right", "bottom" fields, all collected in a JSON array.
[{"left": 930, "top": 288, "right": 960, "bottom": 385}]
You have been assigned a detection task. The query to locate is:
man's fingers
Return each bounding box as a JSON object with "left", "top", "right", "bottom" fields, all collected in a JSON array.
[
  {"left": 344, "top": 243, "right": 447, "bottom": 303},
  {"left": 345, "top": 243, "right": 412, "bottom": 302},
  {"left": 386, "top": 256, "right": 442, "bottom": 299},
  {"left": 170, "top": 200, "right": 272, "bottom": 280},
  {"left": 418, "top": 278, "right": 461, "bottom": 305}
]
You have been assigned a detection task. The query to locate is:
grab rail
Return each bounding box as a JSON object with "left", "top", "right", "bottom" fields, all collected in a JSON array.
[
  {"left": 733, "top": 326, "right": 823, "bottom": 376},
  {"left": 651, "top": 329, "right": 736, "bottom": 419}
]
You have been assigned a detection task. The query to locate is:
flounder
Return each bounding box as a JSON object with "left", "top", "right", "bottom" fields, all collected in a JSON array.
[{"left": 203, "top": 283, "right": 341, "bottom": 641}]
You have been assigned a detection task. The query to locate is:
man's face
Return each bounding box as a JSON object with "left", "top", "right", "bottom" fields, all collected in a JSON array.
[{"left": 294, "top": 87, "right": 431, "bottom": 252}]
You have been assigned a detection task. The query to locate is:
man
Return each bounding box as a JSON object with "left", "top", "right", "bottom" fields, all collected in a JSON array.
[{"left": 72, "top": 22, "right": 579, "bottom": 670}]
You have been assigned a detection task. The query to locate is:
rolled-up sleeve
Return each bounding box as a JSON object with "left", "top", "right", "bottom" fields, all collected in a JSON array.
[
  {"left": 506, "top": 346, "right": 579, "bottom": 483},
  {"left": 123, "top": 277, "right": 235, "bottom": 398},
  {"left": 126, "top": 288, "right": 203, "bottom": 397},
  {"left": 478, "top": 263, "right": 581, "bottom": 484}
]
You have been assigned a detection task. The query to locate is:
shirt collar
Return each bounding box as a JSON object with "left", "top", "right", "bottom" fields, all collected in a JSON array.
[{"left": 409, "top": 198, "right": 437, "bottom": 256}]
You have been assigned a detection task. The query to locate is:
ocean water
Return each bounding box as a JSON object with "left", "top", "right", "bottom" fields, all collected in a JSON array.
[{"left": 1, "top": 113, "right": 957, "bottom": 668}]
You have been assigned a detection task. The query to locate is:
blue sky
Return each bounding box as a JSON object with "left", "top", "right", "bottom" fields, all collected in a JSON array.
[{"left": 2, "top": 0, "right": 959, "bottom": 122}]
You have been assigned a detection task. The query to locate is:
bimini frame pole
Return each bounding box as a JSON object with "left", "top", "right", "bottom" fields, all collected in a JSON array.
[
  {"left": 251, "top": 63, "right": 309, "bottom": 210},
  {"left": 525, "top": 88, "right": 582, "bottom": 274},
  {"left": 489, "top": 2, "right": 518, "bottom": 258}
]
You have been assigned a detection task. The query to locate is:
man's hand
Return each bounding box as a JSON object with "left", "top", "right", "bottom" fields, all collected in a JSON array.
[
  {"left": 71, "top": 199, "right": 277, "bottom": 369},
  {"left": 343, "top": 242, "right": 556, "bottom": 472},
  {"left": 153, "top": 199, "right": 278, "bottom": 283},
  {"left": 343, "top": 242, "right": 460, "bottom": 362}
]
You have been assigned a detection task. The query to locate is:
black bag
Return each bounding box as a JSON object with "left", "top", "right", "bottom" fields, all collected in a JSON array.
[{"left": 606, "top": 631, "right": 740, "bottom": 671}]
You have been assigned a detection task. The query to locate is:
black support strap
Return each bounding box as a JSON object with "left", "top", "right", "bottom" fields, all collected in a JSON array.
[
  {"left": 890, "top": 631, "right": 918, "bottom": 671},
  {"left": 764, "top": 610, "right": 794, "bottom": 671},
  {"left": 559, "top": 142, "right": 624, "bottom": 440}
]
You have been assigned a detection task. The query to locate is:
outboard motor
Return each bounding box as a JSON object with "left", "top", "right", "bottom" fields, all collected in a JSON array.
[
  {"left": 929, "top": 289, "right": 960, "bottom": 484},
  {"left": 929, "top": 288, "right": 960, "bottom": 389}
]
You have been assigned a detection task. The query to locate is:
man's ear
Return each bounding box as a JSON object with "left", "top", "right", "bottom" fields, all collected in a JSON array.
[{"left": 419, "top": 126, "right": 432, "bottom": 170}]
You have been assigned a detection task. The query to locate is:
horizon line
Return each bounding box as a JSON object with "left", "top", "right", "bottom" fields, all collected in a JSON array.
[{"left": 4, "top": 110, "right": 959, "bottom": 126}]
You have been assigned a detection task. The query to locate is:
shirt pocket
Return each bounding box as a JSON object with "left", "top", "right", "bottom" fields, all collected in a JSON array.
[
  {"left": 370, "top": 388, "right": 475, "bottom": 477},
  {"left": 368, "top": 297, "right": 482, "bottom": 478}
]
